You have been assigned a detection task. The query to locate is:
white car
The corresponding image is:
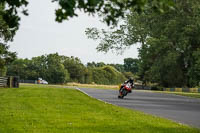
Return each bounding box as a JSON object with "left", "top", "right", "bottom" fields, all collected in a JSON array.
[
  {"left": 38, "top": 78, "right": 48, "bottom": 84},
  {"left": 41, "top": 80, "right": 48, "bottom": 84}
]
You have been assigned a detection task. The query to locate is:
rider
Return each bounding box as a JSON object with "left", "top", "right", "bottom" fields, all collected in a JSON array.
[
  {"left": 119, "top": 77, "right": 134, "bottom": 93},
  {"left": 124, "top": 77, "right": 134, "bottom": 89}
]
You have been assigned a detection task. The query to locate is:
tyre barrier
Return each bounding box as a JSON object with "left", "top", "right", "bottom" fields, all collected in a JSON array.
[
  {"left": 0, "top": 76, "right": 19, "bottom": 88},
  {"left": 0, "top": 77, "right": 8, "bottom": 87}
]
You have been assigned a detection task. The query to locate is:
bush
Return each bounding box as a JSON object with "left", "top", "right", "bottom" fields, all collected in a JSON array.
[{"left": 88, "top": 66, "right": 126, "bottom": 85}]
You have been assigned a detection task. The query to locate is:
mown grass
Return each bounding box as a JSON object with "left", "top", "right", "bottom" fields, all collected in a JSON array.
[{"left": 0, "top": 84, "right": 199, "bottom": 133}]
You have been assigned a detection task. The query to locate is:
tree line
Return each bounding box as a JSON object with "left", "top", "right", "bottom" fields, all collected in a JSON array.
[{"left": 6, "top": 53, "right": 139, "bottom": 85}]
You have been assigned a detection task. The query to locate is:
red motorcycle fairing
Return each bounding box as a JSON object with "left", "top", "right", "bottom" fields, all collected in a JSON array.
[
  {"left": 124, "top": 84, "right": 132, "bottom": 92},
  {"left": 118, "top": 83, "right": 132, "bottom": 98}
]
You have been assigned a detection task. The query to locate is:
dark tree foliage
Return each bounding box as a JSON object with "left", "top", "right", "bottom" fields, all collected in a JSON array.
[
  {"left": 124, "top": 58, "right": 139, "bottom": 74},
  {"left": 1, "top": 0, "right": 174, "bottom": 30},
  {"left": 62, "top": 56, "right": 87, "bottom": 83},
  {"left": 7, "top": 58, "right": 32, "bottom": 79},
  {"left": 53, "top": 0, "right": 175, "bottom": 25},
  {"left": 137, "top": 0, "right": 200, "bottom": 87},
  {"left": 86, "top": 0, "right": 200, "bottom": 87},
  {"left": 0, "top": 3, "right": 23, "bottom": 76},
  {"left": 45, "top": 53, "right": 70, "bottom": 84},
  {"left": 0, "top": 43, "right": 16, "bottom": 76},
  {"left": 0, "top": 0, "right": 28, "bottom": 39}
]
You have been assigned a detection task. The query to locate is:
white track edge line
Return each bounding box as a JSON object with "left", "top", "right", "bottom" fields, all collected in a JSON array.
[{"left": 75, "top": 87, "right": 112, "bottom": 105}]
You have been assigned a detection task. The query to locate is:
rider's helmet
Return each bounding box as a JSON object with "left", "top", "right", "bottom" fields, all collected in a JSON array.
[
  {"left": 129, "top": 77, "right": 134, "bottom": 81},
  {"left": 129, "top": 77, "right": 134, "bottom": 84}
]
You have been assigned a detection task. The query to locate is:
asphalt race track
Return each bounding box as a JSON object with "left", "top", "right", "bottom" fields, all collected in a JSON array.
[{"left": 77, "top": 88, "right": 200, "bottom": 128}]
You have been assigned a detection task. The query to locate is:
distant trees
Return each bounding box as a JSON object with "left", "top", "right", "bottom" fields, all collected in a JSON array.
[
  {"left": 7, "top": 59, "right": 29, "bottom": 79},
  {"left": 7, "top": 53, "right": 139, "bottom": 85},
  {"left": 62, "top": 56, "right": 86, "bottom": 83},
  {"left": 87, "top": 58, "right": 139, "bottom": 74},
  {"left": 7, "top": 54, "right": 70, "bottom": 84},
  {"left": 45, "top": 54, "right": 70, "bottom": 84},
  {"left": 87, "top": 58, "right": 139, "bottom": 83}
]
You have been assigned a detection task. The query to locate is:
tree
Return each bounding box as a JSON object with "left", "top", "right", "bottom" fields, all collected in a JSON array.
[
  {"left": 53, "top": 0, "right": 175, "bottom": 25},
  {"left": 123, "top": 72, "right": 135, "bottom": 79},
  {"left": 86, "top": 0, "right": 200, "bottom": 87},
  {"left": 87, "top": 62, "right": 96, "bottom": 68},
  {"left": 62, "top": 56, "right": 87, "bottom": 83},
  {"left": 0, "top": 44, "right": 16, "bottom": 76},
  {"left": 46, "top": 53, "right": 70, "bottom": 84},
  {"left": 31, "top": 53, "right": 70, "bottom": 84},
  {"left": 137, "top": 0, "right": 200, "bottom": 87},
  {"left": 88, "top": 65, "right": 126, "bottom": 85},
  {"left": 108, "top": 63, "right": 125, "bottom": 73},
  {"left": 0, "top": 2, "right": 27, "bottom": 76},
  {"left": 7, "top": 59, "right": 30, "bottom": 79},
  {"left": 138, "top": 38, "right": 187, "bottom": 87},
  {"left": 0, "top": 4, "right": 18, "bottom": 76},
  {"left": 7, "top": 54, "right": 70, "bottom": 84},
  {"left": 0, "top": 1, "right": 28, "bottom": 40},
  {"left": 124, "top": 58, "right": 139, "bottom": 74},
  {"left": 1, "top": 0, "right": 175, "bottom": 32},
  {"left": 85, "top": 11, "right": 148, "bottom": 53},
  {"left": 87, "top": 61, "right": 106, "bottom": 68}
]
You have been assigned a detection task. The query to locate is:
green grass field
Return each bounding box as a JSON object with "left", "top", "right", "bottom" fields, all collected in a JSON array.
[{"left": 0, "top": 84, "right": 199, "bottom": 133}]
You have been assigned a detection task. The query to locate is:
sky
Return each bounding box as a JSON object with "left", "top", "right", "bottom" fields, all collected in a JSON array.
[{"left": 9, "top": 0, "right": 140, "bottom": 65}]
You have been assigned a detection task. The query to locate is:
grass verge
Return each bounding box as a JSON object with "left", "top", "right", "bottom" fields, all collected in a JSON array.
[{"left": 0, "top": 84, "right": 199, "bottom": 133}]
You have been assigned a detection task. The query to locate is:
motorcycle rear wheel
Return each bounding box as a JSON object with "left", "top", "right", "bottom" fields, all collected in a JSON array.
[{"left": 118, "top": 95, "right": 124, "bottom": 99}]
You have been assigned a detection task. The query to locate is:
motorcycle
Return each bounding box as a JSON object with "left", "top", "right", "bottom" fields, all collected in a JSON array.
[{"left": 118, "top": 82, "right": 132, "bottom": 99}]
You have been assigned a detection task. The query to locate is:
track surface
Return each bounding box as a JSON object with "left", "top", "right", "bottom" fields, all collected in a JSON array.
[{"left": 78, "top": 88, "right": 200, "bottom": 128}]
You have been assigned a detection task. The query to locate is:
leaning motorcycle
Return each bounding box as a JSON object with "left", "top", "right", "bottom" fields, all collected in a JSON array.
[{"left": 118, "top": 82, "right": 132, "bottom": 99}]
